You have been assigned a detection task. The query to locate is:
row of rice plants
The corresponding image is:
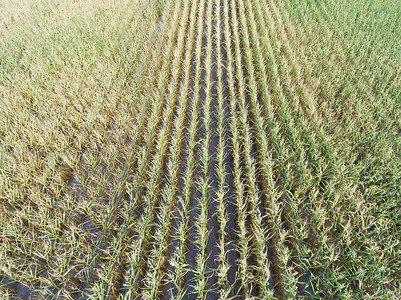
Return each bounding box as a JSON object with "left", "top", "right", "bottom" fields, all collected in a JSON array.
[
  {"left": 250, "top": 3, "right": 337, "bottom": 296},
  {"left": 280, "top": 0, "right": 400, "bottom": 195},
  {"left": 254, "top": 0, "right": 400, "bottom": 296},
  {"left": 251, "top": 1, "right": 351, "bottom": 296},
  {"left": 1, "top": 0, "right": 399, "bottom": 298},
  {"left": 0, "top": 0, "right": 166, "bottom": 296},
  {"left": 250, "top": 0, "right": 376, "bottom": 296},
  {"left": 191, "top": 0, "right": 216, "bottom": 296},
  {"left": 232, "top": 0, "right": 283, "bottom": 296},
  {"left": 53, "top": 0, "right": 183, "bottom": 296},
  {"left": 224, "top": 0, "right": 260, "bottom": 296},
  {"left": 214, "top": 0, "right": 237, "bottom": 297},
  {"left": 309, "top": 0, "right": 401, "bottom": 205},
  {"left": 280, "top": 0, "right": 400, "bottom": 274},
  {"left": 119, "top": 0, "right": 193, "bottom": 296},
  {"left": 87, "top": 0, "right": 187, "bottom": 296},
  {"left": 139, "top": 0, "right": 201, "bottom": 296},
  {"left": 163, "top": 0, "right": 207, "bottom": 297}
]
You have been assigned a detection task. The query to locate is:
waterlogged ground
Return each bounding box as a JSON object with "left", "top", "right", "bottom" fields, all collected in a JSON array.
[{"left": 1, "top": 0, "right": 400, "bottom": 298}]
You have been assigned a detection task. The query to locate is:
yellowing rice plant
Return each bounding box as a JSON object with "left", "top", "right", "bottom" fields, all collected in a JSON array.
[{"left": 0, "top": 0, "right": 400, "bottom": 298}]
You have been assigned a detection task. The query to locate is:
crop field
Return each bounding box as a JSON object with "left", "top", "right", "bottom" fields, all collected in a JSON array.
[{"left": 1, "top": 0, "right": 400, "bottom": 298}]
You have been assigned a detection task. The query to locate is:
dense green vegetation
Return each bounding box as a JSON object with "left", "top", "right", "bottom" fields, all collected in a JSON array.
[{"left": 1, "top": 0, "right": 400, "bottom": 298}]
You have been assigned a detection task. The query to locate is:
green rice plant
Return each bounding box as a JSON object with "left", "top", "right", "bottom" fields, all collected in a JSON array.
[
  {"left": 280, "top": 0, "right": 399, "bottom": 174},
  {"left": 1, "top": 0, "right": 400, "bottom": 298},
  {"left": 242, "top": 0, "right": 312, "bottom": 297},
  {"left": 61, "top": 0, "right": 187, "bottom": 296},
  {"left": 223, "top": 0, "right": 253, "bottom": 297},
  {"left": 191, "top": 0, "right": 216, "bottom": 297},
  {"left": 235, "top": 0, "right": 298, "bottom": 297},
  {"left": 89, "top": 0, "right": 189, "bottom": 294},
  {"left": 234, "top": 0, "right": 282, "bottom": 297},
  {"left": 121, "top": 0, "right": 193, "bottom": 295},
  {"left": 251, "top": 0, "right": 325, "bottom": 280},
  {"left": 163, "top": 0, "right": 207, "bottom": 297},
  {"left": 56, "top": 0, "right": 184, "bottom": 295},
  {"left": 258, "top": 0, "right": 398, "bottom": 296},
  {"left": 301, "top": 0, "right": 401, "bottom": 202},
  {"left": 0, "top": 0, "right": 165, "bottom": 295},
  {"left": 248, "top": 1, "right": 354, "bottom": 296},
  {"left": 238, "top": 0, "right": 368, "bottom": 296},
  {"left": 140, "top": 0, "right": 201, "bottom": 297},
  {"left": 213, "top": 0, "right": 233, "bottom": 297}
]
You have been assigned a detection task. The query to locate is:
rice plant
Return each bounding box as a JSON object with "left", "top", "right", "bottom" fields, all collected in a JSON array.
[{"left": 1, "top": 0, "right": 400, "bottom": 298}]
